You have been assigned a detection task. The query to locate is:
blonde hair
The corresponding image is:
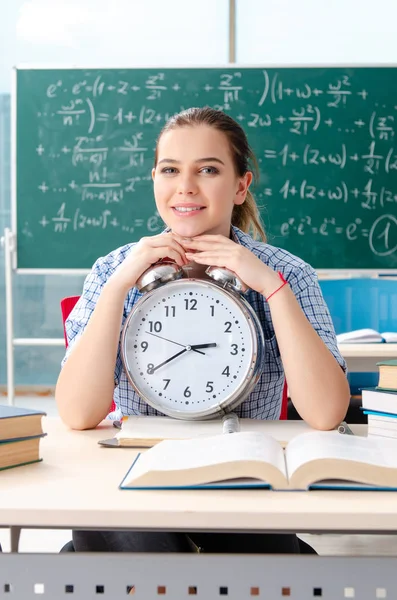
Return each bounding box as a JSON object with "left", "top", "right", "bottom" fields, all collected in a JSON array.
[{"left": 154, "top": 107, "right": 266, "bottom": 242}]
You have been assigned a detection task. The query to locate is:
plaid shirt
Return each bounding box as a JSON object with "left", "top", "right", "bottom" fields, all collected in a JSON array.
[{"left": 62, "top": 227, "right": 346, "bottom": 420}]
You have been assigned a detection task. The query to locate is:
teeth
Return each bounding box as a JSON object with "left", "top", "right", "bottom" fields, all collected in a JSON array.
[{"left": 174, "top": 207, "right": 202, "bottom": 212}]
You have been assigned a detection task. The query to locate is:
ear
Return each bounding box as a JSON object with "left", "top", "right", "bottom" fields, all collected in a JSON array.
[
  {"left": 234, "top": 171, "right": 253, "bottom": 206},
  {"left": 151, "top": 167, "right": 156, "bottom": 182}
]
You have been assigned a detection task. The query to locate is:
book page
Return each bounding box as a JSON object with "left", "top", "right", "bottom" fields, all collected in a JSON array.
[
  {"left": 117, "top": 415, "right": 311, "bottom": 447},
  {"left": 336, "top": 328, "right": 382, "bottom": 343},
  {"left": 117, "top": 416, "right": 224, "bottom": 441},
  {"left": 126, "top": 431, "right": 287, "bottom": 482},
  {"left": 381, "top": 332, "right": 397, "bottom": 343},
  {"left": 286, "top": 430, "right": 397, "bottom": 480}
]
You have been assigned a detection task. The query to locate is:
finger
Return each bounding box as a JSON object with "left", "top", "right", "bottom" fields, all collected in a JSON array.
[
  {"left": 182, "top": 238, "right": 234, "bottom": 252},
  {"left": 153, "top": 236, "right": 188, "bottom": 265},
  {"left": 185, "top": 251, "right": 230, "bottom": 265},
  {"left": 143, "top": 233, "right": 174, "bottom": 247},
  {"left": 171, "top": 234, "right": 196, "bottom": 250},
  {"left": 177, "top": 239, "right": 224, "bottom": 252},
  {"left": 145, "top": 232, "right": 184, "bottom": 250},
  {"left": 155, "top": 247, "right": 187, "bottom": 267},
  {"left": 165, "top": 236, "right": 190, "bottom": 260},
  {"left": 191, "top": 234, "right": 229, "bottom": 243}
]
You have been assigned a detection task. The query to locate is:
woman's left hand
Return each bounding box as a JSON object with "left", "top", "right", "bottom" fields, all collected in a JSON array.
[{"left": 179, "top": 234, "right": 281, "bottom": 296}]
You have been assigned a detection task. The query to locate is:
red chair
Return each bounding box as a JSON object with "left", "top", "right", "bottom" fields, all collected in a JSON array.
[
  {"left": 280, "top": 382, "right": 288, "bottom": 420},
  {"left": 60, "top": 296, "right": 80, "bottom": 346},
  {"left": 60, "top": 296, "right": 116, "bottom": 413}
]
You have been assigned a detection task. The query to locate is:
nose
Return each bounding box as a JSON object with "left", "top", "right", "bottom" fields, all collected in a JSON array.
[{"left": 177, "top": 174, "right": 198, "bottom": 195}]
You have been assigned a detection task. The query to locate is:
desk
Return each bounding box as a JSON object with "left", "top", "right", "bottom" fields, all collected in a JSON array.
[
  {"left": 338, "top": 343, "right": 397, "bottom": 372},
  {"left": 0, "top": 417, "right": 393, "bottom": 536},
  {"left": 3, "top": 418, "right": 397, "bottom": 600}
]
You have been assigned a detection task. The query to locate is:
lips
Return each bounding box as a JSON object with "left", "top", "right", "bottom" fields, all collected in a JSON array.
[
  {"left": 172, "top": 204, "right": 205, "bottom": 210},
  {"left": 172, "top": 204, "right": 205, "bottom": 216}
]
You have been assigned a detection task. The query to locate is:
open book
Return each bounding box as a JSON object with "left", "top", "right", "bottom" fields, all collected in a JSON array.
[
  {"left": 336, "top": 329, "right": 397, "bottom": 343},
  {"left": 119, "top": 430, "right": 397, "bottom": 491}
]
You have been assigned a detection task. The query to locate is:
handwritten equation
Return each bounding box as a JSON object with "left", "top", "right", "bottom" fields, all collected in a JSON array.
[
  {"left": 16, "top": 67, "right": 397, "bottom": 268},
  {"left": 280, "top": 214, "right": 397, "bottom": 258},
  {"left": 39, "top": 202, "right": 163, "bottom": 237}
]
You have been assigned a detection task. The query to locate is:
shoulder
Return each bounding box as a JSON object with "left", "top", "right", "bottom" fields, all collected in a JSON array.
[
  {"left": 233, "top": 227, "right": 317, "bottom": 294},
  {"left": 91, "top": 243, "right": 137, "bottom": 281}
]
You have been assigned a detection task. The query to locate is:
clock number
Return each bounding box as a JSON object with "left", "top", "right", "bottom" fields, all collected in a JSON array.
[
  {"left": 230, "top": 344, "right": 238, "bottom": 355},
  {"left": 141, "top": 341, "right": 149, "bottom": 352},
  {"left": 222, "top": 366, "right": 230, "bottom": 377},
  {"left": 205, "top": 381, "right": 214, "bottom": 393},
  {"left": 184, "top": 299, "right": 197, "bottom": 310},
  {"left": 164, "top": 305, "right": 176, "bottom": 317},
  {"left": 224, "top": 322, "right": 232, "bottom": 333},
  {"left": 163, "top": 379, "right": 171, "bottom": 390},
  {"left": 148, "top": 320, "right": 162, "bottom": 333},
  {"left": 210, "top": 305, "right": 215, "bottom": 317},
  {"left": 184, "top": 386, "right": 192, "bottom": 397},
  {"left": 147, "top": 363, "right": 154, "bottom": 374}
]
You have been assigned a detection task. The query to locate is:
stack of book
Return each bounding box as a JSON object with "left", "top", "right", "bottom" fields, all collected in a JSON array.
[
  {"left": 0, "top": 405, "right": 46, "bottom": 471},
  {"left": 362, "top": 360, "right": 397, "bottom": 439}
]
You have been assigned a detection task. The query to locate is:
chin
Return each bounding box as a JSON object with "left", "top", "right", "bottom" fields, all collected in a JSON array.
[{"left": 169, "top": 222, "right": 207, "bottom": 238}]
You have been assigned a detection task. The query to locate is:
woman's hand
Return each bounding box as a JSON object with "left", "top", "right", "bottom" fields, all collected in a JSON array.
[
  {"left": 179, "top": 234, "right": 281, "bottom": 297},
  {"left": 108, "top": 233, "right": 188, "bottom": 295}
]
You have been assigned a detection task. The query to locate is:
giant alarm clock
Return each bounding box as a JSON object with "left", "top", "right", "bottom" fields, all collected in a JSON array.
[{"left": 121, "top": 262, "right": 265, "bottom": 420}]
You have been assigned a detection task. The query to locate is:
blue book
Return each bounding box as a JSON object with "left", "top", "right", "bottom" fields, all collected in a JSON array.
[
  {"left": 119, "top": 430, "right": 397, "bottom": 492},
  {"left": 361, "top": 409, "right": 397, "bottom": 419},
  {"left": 361, "top": 388, "right": 397, "bottom": 415}
]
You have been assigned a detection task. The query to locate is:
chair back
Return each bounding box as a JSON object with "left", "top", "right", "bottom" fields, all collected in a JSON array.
[
  {"left": 280, "top": 384, "right": 288, "bottom": 420},
  {"left": 60, "top": 296, "right": 80, "bottom": 347},
  {"left": 60, "top": 296, "right": 116, "bottom": 413}
]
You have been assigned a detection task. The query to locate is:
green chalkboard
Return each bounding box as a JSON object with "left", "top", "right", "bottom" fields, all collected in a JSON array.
[{"left": 15, "top": 67, "right": 397, "bottom": 270}]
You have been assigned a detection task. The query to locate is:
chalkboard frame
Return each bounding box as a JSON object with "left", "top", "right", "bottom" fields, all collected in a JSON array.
[{"left": 12, "top": 65, "right": 397, "bottom": 274}]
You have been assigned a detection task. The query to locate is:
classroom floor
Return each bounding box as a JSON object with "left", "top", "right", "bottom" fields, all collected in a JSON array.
[{"left": 0, "top": 395, "right": 396, "bottom": 556}]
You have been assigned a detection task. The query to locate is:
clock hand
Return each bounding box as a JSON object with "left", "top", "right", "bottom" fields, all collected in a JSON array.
[
  {"left": 145, "top": 331, "right": 185, "bottom": 347},
  {"left": 149, "top": 348, "right": 188, "bottom": 373},
  {"left": 190, "top": 343, "right": 217, "bottom": 350},
  {"left": 145, "top": 331, "right": 205, "bottom": 355},
  {"left": 149, "top": 341, "right": 214, "bottom": 373}
]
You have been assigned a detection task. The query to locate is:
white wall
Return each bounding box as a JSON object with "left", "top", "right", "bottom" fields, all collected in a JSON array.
[
  {"left": 0, "top": 0, "right": 229, "bottom": 93},
  {"left": 3, "top": 0, "right": 397, "bottom": 94},
  {"left": 237, "top": 0, "right": 397, "bottom": 64}
]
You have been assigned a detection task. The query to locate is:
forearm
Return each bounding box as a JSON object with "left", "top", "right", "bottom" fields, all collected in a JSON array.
[
  {"left": 55, "top": 280, "right": 128, "bottom": 430},
  {"left": 268, "top": 286, "right": 350, "bottom": 430}
]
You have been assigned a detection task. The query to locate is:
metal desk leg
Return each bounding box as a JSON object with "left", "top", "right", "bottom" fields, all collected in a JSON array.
[{"left": 10, "top": 527, "right": 21, "bottom": 553}]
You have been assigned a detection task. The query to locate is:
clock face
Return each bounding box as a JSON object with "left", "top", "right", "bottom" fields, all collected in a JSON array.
[{"left": 122, "top": 279, "right": 261, "bottom": 419}]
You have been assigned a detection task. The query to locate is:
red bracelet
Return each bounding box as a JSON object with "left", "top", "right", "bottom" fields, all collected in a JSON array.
[{"left": 265, "top": 272, "right": 288, "bottom": 302}]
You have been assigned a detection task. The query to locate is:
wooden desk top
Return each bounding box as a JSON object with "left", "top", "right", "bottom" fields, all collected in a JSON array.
[
  {"left": 0, "top": 418, "right": 395, "bottom": 535},
  {"left": 338, "top": 343, "right": 397, "bottom": 358}
]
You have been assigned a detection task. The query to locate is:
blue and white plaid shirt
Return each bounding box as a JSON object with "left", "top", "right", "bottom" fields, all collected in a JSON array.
[{"left": 62, "top": 227, "right": 346, "bottom": 420}]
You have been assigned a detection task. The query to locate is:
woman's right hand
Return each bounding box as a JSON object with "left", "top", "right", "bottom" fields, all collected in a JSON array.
[{"left": 107, "top": 232, "right": 188, "bottom": 295}]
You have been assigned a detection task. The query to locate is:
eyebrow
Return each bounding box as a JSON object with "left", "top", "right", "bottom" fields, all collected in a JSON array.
[{"left": 157, "top": 157, "right": 225, "bottom": 166}]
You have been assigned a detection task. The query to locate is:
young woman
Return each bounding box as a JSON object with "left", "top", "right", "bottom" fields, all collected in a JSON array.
[{"left": 56, "top": 107, "right": 350, "bottom": 553}]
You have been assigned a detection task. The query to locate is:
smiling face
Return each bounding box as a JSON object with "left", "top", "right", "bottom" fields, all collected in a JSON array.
[{"left": 152, "top": 125, "right": 252, "bottom": 238}]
